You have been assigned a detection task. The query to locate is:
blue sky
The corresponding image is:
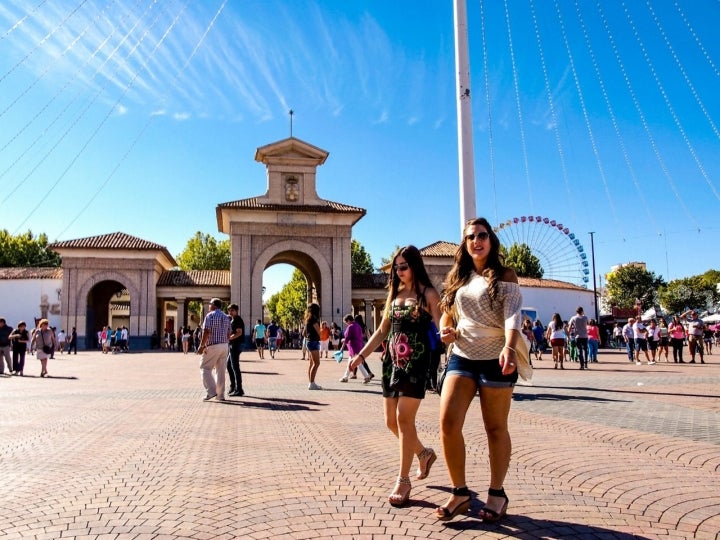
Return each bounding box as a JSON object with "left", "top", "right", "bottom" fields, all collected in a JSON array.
[{"left": 0, "top": 0, "right": 718, "bottom": 298}]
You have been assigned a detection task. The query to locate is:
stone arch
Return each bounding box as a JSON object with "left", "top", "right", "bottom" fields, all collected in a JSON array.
[
  {"left": 76, "top": 271, "right": 140, "bottom": 347},
  {"left": 251, "top": 240, "right": 333, "bottom": 323}
]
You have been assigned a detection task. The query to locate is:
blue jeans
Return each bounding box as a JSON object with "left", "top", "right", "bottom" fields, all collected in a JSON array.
[
  {"left": 575, "top": 337, "right": 588, "bottom": 366},
  {"left": 626, "top": 340, "right": 634, "bottom": 362},
  {"left": 588, "top": 339, "right": 598, "bottom": 362}
]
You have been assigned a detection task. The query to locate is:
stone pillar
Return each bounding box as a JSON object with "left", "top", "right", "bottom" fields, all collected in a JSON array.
[
  {"left": 176, "top": 298, "right": 186, "bottom": 328},
  {"left": 363, "top": 298, "right": 374, "bottom": 333}
]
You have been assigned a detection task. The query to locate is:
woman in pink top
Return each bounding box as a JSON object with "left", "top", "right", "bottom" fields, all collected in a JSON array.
[
  {"left": 668, "top": 315, "right": 686, "bottom": 363},
  {"left": 587, "top": 319, "right": 600, "bottom": 363}
]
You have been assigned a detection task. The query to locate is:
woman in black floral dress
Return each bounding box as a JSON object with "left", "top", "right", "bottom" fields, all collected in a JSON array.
[{"left": 349, "top": 245, "right": 441, "bottom": 507}]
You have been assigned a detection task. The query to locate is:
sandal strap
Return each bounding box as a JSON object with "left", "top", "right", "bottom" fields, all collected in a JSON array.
[
  {"left": 418, "top": 447, "right": 433, "bottom": 459},
  {"left": 397, "top": 476, "right": 411, "bottom": 486},
  {"left": 488, "top": 487, "right": 507, "bottom": 499},
  {"left": 452, "top": 486, "right": 471, "bottom": 496}
]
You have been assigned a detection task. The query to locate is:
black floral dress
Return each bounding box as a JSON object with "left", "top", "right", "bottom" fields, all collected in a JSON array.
[{"left": 381, "top": 298, "right": 432, "bottom": 399}]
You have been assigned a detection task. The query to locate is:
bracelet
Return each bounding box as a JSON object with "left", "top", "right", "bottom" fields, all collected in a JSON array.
[
  {"left": 503, "top": 345, "right": 517, "bottom": 354},
  {"left": 357, "top": 353, "right": 365, "bottom": 361}
]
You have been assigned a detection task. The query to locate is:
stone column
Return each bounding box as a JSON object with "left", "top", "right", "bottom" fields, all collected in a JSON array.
[
  {"left": 363, "top": 298, "right": 374, "bottom": 333},
  {"left": 176, "top": 298, "right": 187, "bottom": 329}
]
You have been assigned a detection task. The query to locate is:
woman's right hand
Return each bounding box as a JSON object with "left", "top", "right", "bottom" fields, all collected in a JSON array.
[{"left": 440, "top": 326, "right": 456, "bottom": 344}]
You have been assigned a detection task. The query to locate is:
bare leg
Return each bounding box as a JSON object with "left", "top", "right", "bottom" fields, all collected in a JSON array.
[
  {"left": 308, "top": 349, "right": 320, "bottom": 383},
  {"left": 478, "top": 386, "right": 514, "bottom": 517},
  {"left": 437, "top": 375, "right": 476, "bottom": 514}
]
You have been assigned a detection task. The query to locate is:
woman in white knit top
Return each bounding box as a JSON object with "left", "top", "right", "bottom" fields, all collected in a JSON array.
[{"left": 435, "top": 217, "right": 529, "bottom": 524}]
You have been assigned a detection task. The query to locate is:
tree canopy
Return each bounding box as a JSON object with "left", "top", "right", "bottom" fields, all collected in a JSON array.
[
  {"left": 604, "top": 265, "right": 665, "bottom": 312},
  {"left": 351, "top": 239, "right": 375, "bottom": 274},
  {"left": 176, "top": 232, "right": 230, "bottom": 270},
  {"left": 503, "top": 243, "right": 544, "bottom": 279},
  {"left": 658, "top": 272, "right": 720, "bottom": 314},
  {"left": 0, "top": 229, "right": 61, "bottom": 267},
  {"left": 266, "top": 269, "right": 308, "bottom": 329}
]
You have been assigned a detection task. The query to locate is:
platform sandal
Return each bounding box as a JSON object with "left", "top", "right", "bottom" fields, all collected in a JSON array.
[
  {"left": 416, "top": 447, "right": 437, "bottom": 480},
  {"left": 436, "top": 486, "right": 471, "bottom": 521},
  {"left": 388, "top": 476, "right": 411, "bottom": 507},
  {"left": 479, "top": 487, "right": 509, "bottom": 523}
]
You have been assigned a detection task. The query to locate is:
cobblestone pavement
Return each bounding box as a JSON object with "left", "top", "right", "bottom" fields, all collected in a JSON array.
[{"left": 0, "top": 348, "right": 718, "bottom": 539}]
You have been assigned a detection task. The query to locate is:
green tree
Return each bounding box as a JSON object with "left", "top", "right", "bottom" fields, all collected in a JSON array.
[
  {"left": 351, "top": 239, "right": 375, "bottom": 274},
  {"left": 380, "top": 245, "right": 402, "bottom": 268},
  {"left": 659, "top": 273, "right": 719, "bottom": 314},
  {"left": 176, "top": 231, "right": 230, "bottom": 270},
  {"left": 266, "top": 269, "right": 308, "bottom": 329},
  {"left": 0, "top": 229, "right": 61, "bottom": 267},
  {"left": 604, "top": 265, "right": 665, "bottom": 312},
  {"left": 504, "top": 243, "right": 543, "bottom": 278}
]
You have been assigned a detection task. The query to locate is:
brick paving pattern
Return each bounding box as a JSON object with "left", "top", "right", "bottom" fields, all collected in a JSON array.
[{"left": 0, "top": 348, "right": 718, "bottom": 539}]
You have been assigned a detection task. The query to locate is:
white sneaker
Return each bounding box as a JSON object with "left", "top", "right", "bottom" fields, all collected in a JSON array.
[
  {"left": 308, "top": 382, "right": 322, "bottom": 390},
  {"left": 636, "top": 361, "right": 641, "bottom": 365},
  {"left": 339, "top": 377, "right": 348, "bottom": 383},
  {"left": 648, "top": 361, "right": 656, "bottom": 365}
]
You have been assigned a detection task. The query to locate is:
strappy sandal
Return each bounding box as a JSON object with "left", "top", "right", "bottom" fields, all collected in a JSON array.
[
  {"left": 479, "top": 487, "right": 509, "bottom": 523},
  {"left": 416, "top": 447, "right": 437, "bottom": 480},
  {"left": 436, "top": 486, "right": 471, "bottom": 521},
  {"left": 388, "top": 476, "right": 411, "bottom": 507}
]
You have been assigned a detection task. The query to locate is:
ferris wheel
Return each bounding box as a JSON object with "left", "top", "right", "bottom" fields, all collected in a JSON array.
[{"left": 493, "top": 216, "right": 590, "bottom": 287}]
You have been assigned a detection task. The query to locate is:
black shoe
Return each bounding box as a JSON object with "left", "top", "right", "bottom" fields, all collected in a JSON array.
[
  {"left": 229, "top": 388, "right": 236, "bottom": 395},
  {"left": 689, "top": 360, "right": 696, "bottom": 363}
]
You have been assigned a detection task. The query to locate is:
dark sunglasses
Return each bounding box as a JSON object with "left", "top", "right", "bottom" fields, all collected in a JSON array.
[
  {"left": 465, "top": 232, "right": 490, "bottom": 241},
  {"left": 393, "top": 263, "right": 409, "bottom": 272}
]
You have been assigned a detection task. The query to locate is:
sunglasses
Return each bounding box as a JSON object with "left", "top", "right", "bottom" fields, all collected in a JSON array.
[
  {"left": 393, "top": 263, "right": 409, "bottom": 272},
  {"left": 465, "top": 231, "right": 490, "bottom": 241}
]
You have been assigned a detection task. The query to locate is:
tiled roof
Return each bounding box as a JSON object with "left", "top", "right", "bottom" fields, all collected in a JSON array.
[
  {"left": 217, "top": 197, "right": 365, "bottom": 215},
  {"left": 50, "top": 232, "right": 169, "bottom": 252},
  {"left": 0, "top": 267, "right": 63, "bottom": 280},
  {"left": 352, "top": 273, "right": 389, "bottom": 289},
  {"left": 420, "top": 241, "right": 458, "bottom": 257},
  {"left": 157, "top": 270, "right": 231, "bottom": 287},
  {"left": 518, "top": 276, "right": 589, "bottom": 291}
]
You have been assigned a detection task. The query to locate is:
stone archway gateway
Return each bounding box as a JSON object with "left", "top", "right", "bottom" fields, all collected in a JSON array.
[
  {"left": 216, "top": 137, "right": 366, "bottom": 328},
  {"left": 49, "top": 136, "right": 370, "bottom": 349}
]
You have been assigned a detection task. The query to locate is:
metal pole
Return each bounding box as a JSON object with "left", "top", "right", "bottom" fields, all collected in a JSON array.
[
  {"left": 454, "top": 0, "right": 476, "bottom": 230},
  {"left": 589, "top": 232, "right": 599, "bottom": 322}
]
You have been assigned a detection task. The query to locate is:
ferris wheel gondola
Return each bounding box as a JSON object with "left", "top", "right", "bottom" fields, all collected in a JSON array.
[{"left": 493, "top": 216, "right": 590, "bottom": 287}]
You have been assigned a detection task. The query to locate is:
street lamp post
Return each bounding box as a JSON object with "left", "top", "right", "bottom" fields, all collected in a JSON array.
[{"left": 589, "top": 232, "right": 599, "bottom": 323}]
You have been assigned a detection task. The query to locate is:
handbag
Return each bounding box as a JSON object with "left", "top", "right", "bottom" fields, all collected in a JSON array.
[
  {"left": 40, "top": 332, "right": 52, "bottom": 354},
  {"left": 389, "top": 364, "right": 410, "bottom": 392}
]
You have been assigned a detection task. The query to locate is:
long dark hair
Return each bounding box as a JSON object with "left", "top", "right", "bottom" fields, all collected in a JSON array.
[
  {"left": 440, "top": 217, "right": 505, "bottom": 313},
  {"left": 304, "top": 303, "right": 320, "bottom": 323},
  {"left": 384, "top": 245, "right": 435, "bottom": 317},
  {"left": 551, "top": 313, "right": 563, "bottom": 330}
]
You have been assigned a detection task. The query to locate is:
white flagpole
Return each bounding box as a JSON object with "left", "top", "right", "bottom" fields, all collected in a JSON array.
[{"left": 454, "top": 0, "right": 476, "bottom": 230}]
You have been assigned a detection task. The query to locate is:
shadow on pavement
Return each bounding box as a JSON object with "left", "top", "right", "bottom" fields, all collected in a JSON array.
[
  {"left": 528, "top": 384, "right": 719, "bottom": 400},
  {"left": 219, "top": 395, "right": 328, "bottom": 411},
  {"left": 513, "top": 393, "right": 628, "bottom": 403}
]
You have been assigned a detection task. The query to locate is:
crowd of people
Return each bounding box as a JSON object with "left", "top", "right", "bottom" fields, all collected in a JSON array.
[
  {"left": 0, "top": 317, "right": 77, "bottom": 377},
  {"left": 519, "top": 307, "right": 717, "bottom": 369}
]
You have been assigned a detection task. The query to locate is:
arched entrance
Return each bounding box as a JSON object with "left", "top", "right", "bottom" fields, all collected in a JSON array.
[
  {"left": 86, "top": 280, "right": 129, "bottom": 349},
  {"left": 217, "top": 137, "right": 366, "bottom": 329}
]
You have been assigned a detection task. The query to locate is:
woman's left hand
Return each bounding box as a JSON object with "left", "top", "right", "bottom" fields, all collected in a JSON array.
[{"left": 499, "top": 347, "right": 517, "bottom": 375}]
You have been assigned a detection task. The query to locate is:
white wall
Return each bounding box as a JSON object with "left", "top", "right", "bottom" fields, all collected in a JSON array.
[
  {"left": 0, "top": 278, "right": 63, "bottom": 330},
  {"left": 520, "top": 286, "right": 596, "bottom": 326}
]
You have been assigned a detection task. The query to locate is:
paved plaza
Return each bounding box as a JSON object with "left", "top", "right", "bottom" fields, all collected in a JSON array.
[{"left": 1, "top": 346, "right": 718, "bottom": 539}]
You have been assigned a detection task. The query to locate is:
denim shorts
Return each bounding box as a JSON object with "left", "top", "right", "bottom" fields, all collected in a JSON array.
[
  {"left": 446, "top": 353, "right": 518, "bottom": 388},
  {"left": 306, "top": 340, "right": 320, "bottom": 351}
]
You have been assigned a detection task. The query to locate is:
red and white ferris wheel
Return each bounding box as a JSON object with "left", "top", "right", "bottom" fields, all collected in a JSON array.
[{"left": 493, "top": 216, "right": 590, "bottom": 287}]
